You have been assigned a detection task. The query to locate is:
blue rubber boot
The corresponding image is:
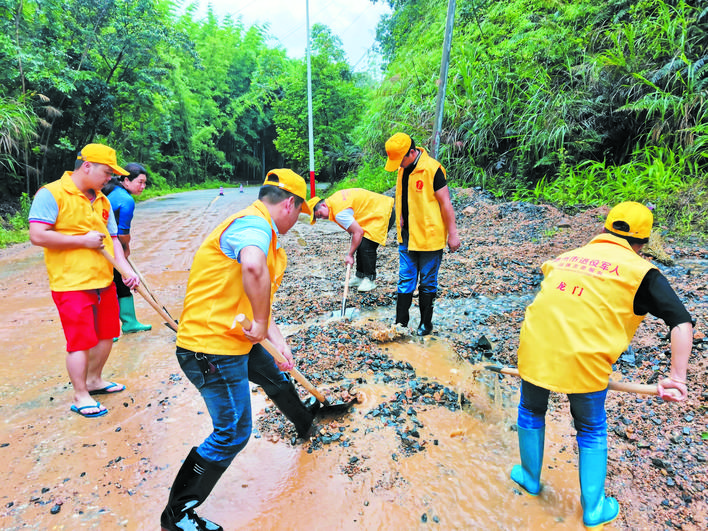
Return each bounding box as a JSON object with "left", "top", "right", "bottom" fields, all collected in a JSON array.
[
  {"left": 510, "top": 426, "right": 544, "bottom": 495},
  {"left": 579, "top": 447, "right": 619, "bottom": 529}
]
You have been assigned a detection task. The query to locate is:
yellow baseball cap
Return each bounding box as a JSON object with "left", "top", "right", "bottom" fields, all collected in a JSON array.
[
  {"left": 384, "top": 132, "right": 412, "bottom": 172},
  {"left": 77, "top": 144, "right": 129, "bottom": 176},
  {"left": 604, "top": 201, "right": 653, "bottom": 241},
  {"left": 263, "top": 169, "right": 311, "bottom": 215},
  {"left": 307, "top": 196, "right": 321, "bottom": 224}
]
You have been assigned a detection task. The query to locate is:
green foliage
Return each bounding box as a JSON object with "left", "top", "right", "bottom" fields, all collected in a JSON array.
[
  {"left": 0, "top": 224, "right": 28, "bottom": 247},
  {"left": 1, "top": 0, "right": 706, "bottom": 241},
  {"left": 272, "top": 24, "right": 368, "bottom": 181},
  {"left": 345, "top": 0, "right": 707, "bottom": 234},
  {"left": 0, "top": 192, "right": 30, "bottom": 247},
  {"left": 523, "top": 144, "right": 707, "bottom": 235},
  {"left": 0, "top": 1, "right": 374, "bottom": 198},
  {"left": 0, "top": 95, "right": 36, "bottom": 194},
  {"left": 328, "top": 157, "right": 396, "bottom": 196},
  {"left": 597, "top": 0, "right": 708, "bottom": 154}
]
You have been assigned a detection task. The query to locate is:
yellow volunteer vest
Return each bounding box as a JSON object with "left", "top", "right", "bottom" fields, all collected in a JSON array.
[
  {"left": 395, "top": 148, "right": 447, "bottom": 251},
  {"left": 518, "top": 234, "right": 656, "bottom": 393},
  {"left": 326, "top": 188, "right": 394, "bottom": 246},
  {"left": 176, "top": 201, "right": 286, "bottom": 356},
  {"left": 42, "top": 172, "right": 115, "bottom": 292}
]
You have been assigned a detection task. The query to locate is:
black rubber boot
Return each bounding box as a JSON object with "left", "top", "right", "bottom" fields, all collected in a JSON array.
[
  {"left": 268, "top": 379, "right": 316, "bottom": 438},
  {"left": 160, "top": 447, "right": 226, "bottom": 531},
  {"left": 417, "top": 292, "right": 435, "bottom": 336},
  {"left": 395, "top": 292, "right": 413, "bottom": 327}
]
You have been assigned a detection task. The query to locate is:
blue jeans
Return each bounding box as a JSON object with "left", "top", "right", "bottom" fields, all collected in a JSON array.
[
  {"left": 247, "top": 343, "right": 291, "bottom": 395},
  {"left": 398, "top": 242, "right": 443, "bottom": 294},
  {"left": 176, "top": 344, "right": 291, "bottom": 467},
  {"left": 517, "top": 379, "right": 608, "bottom": 449}
]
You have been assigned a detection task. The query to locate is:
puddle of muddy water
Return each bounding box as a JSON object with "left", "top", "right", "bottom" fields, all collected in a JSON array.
[
  {"left": 267, "top": 313, "right": 589, "bottom": 530},
  {"left": 268, "top": 337, "right": 584, "bottom": 531},
  {"left": 206, "top": 334, "right": 588, "bottom": 531},
  {"left": 672, "top": 258, "right": 708, "bottom": 275}
]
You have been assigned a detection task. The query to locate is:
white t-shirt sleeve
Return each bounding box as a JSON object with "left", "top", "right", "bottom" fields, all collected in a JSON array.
[{"left": 334, "top": 207, "right": 355, "bottom": 230}]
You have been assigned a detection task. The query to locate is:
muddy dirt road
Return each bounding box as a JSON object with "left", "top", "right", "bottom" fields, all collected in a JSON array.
[{"left": 0, "top": 187, "right": 706, "bottom": 530}]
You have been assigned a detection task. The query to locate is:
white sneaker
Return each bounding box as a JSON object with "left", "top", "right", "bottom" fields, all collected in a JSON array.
[
  {"left": 348, "top": 275, "right": 363, "bottom": 288},
  {"left": 357, "top": 278, "right": 377, "bottom": 292}
]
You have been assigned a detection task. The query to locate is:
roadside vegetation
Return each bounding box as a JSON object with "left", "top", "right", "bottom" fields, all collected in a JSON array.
[
  {"left": 356, "top": 0, "right": 707, "bottom": 237},
  {"left": 0, "top": 0, "right": 706, "bottom": 248},
  {"left": 0, "top": 192, "right": 30, "bottom": 247}
]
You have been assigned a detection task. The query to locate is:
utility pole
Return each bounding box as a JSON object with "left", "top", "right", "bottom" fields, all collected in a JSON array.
[
  {"left": 431, "top": 0, "right": 456, "bottom": 159},
  {"left": 305, "top": 0, "right": 316, "bottom": 198}
]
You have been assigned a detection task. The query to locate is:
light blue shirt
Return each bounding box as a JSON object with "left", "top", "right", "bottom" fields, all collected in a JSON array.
[
  {"left": 219, "top": 215, "right": 277, "bottom": 262},
  {"left": 29, "top": 187, "right": 118, "bottom": 236},
  {"left": 106, "top": 186, "right": 135, "bottom": 235}
]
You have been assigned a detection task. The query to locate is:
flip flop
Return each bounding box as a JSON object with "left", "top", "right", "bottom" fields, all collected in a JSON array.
[
  {"left": 88, "top": 382, "right": 126, "bottom": 396},
  {"left": 70, "top": 403, "right": 108, "bottom": 418}
]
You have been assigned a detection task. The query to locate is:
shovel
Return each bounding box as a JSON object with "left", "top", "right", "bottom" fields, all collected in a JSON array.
[
  {"left": 326, "top": 263, "right": 357, "bottom": 320},
  {"left": 484, "top": 365, "right": 680, "bottom": 399},
  {"left": 234, "top": 314, "right": 357, "bottom": 414},
  {"left": 127, "top": 256, "right": 177, "bottom": 323},
  {"left": 341, "top": 263, "right": 352, "bottom": 318},
  {"left": 100, "top": 249, "right": 179, "bottom": 332}
]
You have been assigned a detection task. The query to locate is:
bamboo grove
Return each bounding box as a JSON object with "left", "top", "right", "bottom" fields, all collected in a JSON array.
[
  {"left": 1, "top": 0, "right": 707, "bottom": 239},
  {"left": 0, "top": 0, "right": 371, "bottom": 197}
]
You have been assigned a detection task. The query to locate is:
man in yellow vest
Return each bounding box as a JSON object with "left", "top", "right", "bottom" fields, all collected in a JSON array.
[
  {"left": 384, "top": 132, "right": 460, "bottom": 335},
  {"left": 511, "top": 202, "right": 692, "bottom": 529},
  {"left": 28, "top": 144, "right": 140, "bottom": 418},
  {"left": 161, "top": 169, "right": 313, "bottom": 531},
  {"left": 307, "top": 188, "right": 394, "bottom": 292}
]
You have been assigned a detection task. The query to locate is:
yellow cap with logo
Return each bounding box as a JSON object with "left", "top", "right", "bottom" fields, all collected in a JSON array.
[
  {"left": 77, "top": 144, "right": 129, "bottom": 176},
  {"left": 263, "top": 169, "right": 311, "bottom": 215},
  {"left": 306, "top": 196, "right": 322, "bottom": 224}
]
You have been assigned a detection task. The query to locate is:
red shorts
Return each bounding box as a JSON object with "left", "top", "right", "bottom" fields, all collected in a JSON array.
[{"left": 51, "top": 283, "right": 120, "bottom": 352}]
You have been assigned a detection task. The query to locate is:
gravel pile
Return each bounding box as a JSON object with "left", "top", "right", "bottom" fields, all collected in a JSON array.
[{"left": 260, "top": 187, "right": 707, "bottom": 529}]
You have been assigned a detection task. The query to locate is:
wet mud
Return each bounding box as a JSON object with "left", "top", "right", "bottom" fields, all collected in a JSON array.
[{"left": 0, "top": 187, "right": 706, "bottom": 530}]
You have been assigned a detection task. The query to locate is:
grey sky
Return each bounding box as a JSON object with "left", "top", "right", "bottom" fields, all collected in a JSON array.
[{"left": 189, "top": 0, "right": 391, "bottom": 70}]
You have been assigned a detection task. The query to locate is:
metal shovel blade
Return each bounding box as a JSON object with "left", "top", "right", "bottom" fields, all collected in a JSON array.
[
  {"left": 328, "top": 307, "right": 358, "bottom": 320},
  {"left": 307, "top": 396, "right": 358, "bottom": 416}
]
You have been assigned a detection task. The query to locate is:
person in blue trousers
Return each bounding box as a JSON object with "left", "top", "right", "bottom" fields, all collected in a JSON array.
[
  {"left": 383, "top": 132, "right": 460, "bottom": 336},
  {"left": 511, "top": 201, "right": 692, "bottom": 529}
]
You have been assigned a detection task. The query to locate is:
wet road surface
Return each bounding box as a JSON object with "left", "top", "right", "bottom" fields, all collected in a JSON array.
[{"left": 0, "top": 188, "right": 634, "bottom": 530}]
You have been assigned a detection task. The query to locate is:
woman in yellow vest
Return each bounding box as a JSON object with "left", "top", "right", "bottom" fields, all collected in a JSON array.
[
  {"left": 307, "top": 188, "right": 394, "bottom": 292},
  {"left": 511, "top": 202, "right": 692, "bottom": 529},
  {"left": 161, "top": 170, "right": 313, "bottom": 531}
]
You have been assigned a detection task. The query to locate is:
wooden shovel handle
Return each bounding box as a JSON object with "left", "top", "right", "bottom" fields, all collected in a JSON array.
[
  {"left": 126, "top": 255, "right": 176, "bottom": 320},
  {"left": 234, "top": 314, "right": 328, "bottom": 404},
  {"left": 100, "top": 248, "right": 179, "bottom": 332},
  {"left": 607, "top": 379, "right": 680, "bottom": 398},
  {"left": 127, "top": 256, "right": 157, "bottom": 303},
  {"left": 492, "top": 366, "right": 680, "bottom": 399}
]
